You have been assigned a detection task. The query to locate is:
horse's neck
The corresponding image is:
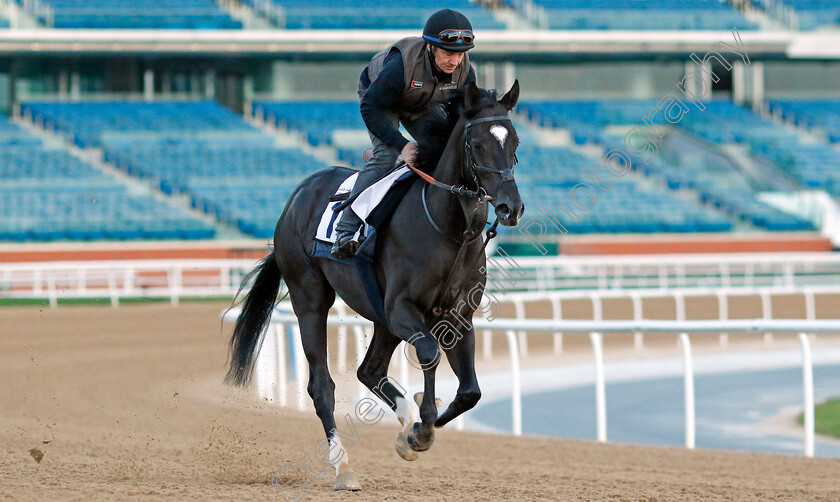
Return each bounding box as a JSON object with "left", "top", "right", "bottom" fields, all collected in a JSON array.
[{"left": 425, "top": 120, "right": 488, "bottom": 240}]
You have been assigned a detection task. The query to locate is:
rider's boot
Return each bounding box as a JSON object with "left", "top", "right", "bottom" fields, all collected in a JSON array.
[{"left": 330, "top": 209, "right": 364, "bottom": 259}]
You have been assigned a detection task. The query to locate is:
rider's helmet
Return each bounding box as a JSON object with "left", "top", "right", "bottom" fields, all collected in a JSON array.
[{"left": 422, "top": 9, "right": 474, "bottom": 53}]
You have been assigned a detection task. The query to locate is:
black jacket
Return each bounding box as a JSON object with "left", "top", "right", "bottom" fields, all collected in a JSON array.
[{"left": 359, "top": 37, "right": 476, "bottom": 152}]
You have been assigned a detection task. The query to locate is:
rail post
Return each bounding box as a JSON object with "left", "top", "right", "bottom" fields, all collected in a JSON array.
[
  {"left": 550, "top": 294, "right": 563, "bottom": 354},
  {"left": 512, "top": 297, "right": 528, "bottom": 357},
  {"left": 717, "top": 291, "right": 729, "bottom": 346},
  {"left": 590, "top": 332, "right": 606, "bottom": 442},
  {"left": 275, "top": 324, "right": 287, "bottom": 407},
  {"left": 678, "top": 333, "right": 695, "bottom": 449},
  {"left": 631, "top": 291, "right": 643, "bottom": 350},
  {"left": 761, "top": 289, "right": 773, "bottom": 344},
  {"left": 506, "top": 329, "right": 522, "bottom": 436},
  {"left": 798, "top": 332, "right": 815, "bottom": 458}
]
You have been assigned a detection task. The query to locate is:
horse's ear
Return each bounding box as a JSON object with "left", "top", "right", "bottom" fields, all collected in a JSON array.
[
  {"left": 499, "top": 79, "right": 520, "bottom": 111},
  {"left": 464, "top": 80, "right": 482, "bottom": 111}
]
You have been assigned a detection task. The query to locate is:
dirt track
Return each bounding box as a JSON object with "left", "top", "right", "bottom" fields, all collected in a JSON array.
[{"left": 3, "top": 302, "right": 840, "bottom": 501}]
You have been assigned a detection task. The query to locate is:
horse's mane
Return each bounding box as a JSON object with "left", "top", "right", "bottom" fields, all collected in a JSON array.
[{"left": 413, "top": 87, "right": 499, "bottom": 174}]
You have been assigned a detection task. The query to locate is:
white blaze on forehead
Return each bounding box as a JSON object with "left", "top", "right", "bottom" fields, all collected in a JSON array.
[{"left": 490, "top": 125, "right": 508, "bottom": 147}]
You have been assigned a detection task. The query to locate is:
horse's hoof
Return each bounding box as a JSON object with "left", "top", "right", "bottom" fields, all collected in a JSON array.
[
  {"left": 407, "top": 422, "right": 434, "bottom": 452},
  {"left": 413, "top": 392, "right": 443, "bottom": 408},
  {"left": 395, "top": 429, "right": 420, "bottom": 461},
  {"left": 334, "top": 466, "right": 362, "bottom": 491}
]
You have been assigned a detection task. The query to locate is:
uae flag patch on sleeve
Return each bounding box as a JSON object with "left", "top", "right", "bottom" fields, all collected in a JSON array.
[{"left": 411, "top": 81, "right": 423, "bottom": 88}]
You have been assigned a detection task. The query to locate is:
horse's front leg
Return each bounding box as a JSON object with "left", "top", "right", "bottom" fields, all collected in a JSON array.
[
  {"left": 390, "top": 298, "right": 441, "bottom": 453},
  {"left": 435, "top": 325, "right": 480, "bottom": 428}
]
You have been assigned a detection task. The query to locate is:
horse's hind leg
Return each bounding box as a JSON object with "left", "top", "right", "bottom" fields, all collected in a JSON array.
[
  {"left": 356, "top": 323, "right": 421, "bottom": 461},
  {"left": 287, "top": 276, "right": 361, "bottom": 491}
]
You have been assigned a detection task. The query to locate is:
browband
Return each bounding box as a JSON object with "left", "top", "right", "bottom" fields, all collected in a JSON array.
[{"left": 464, "top": 115, "right": 511, "bottom": 129}]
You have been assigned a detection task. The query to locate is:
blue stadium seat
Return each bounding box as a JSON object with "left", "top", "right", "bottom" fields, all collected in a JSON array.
[
  {"left": 516, "top": 99, "right": 820, "bottom": 233},
  {"left": 774, "top": 0, "right": 840, "bottom": 30},
  {"left": 21, "top": 101, "right": 330, "bottom": 239},
  {"left": 521, "top": 0, "right": 759, "bottom": 30},
  {"left": 0, "top": 112, "right": 216, "bottom": 242},
  {"left": 16, "top": 0, "right": 241, "bottom": 29},
  {"left": 241, "top": 0, "right": 505, "bottom": 30}
]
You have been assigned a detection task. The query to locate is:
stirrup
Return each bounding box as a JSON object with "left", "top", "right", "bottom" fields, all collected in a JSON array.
[{"left": 331, "top": 233, "right": 360, "bottom": 259}]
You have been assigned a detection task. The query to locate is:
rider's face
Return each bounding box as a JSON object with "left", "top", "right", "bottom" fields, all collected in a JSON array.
[{"left": 429, "top": 46, "right": 464, "bottom": 74}]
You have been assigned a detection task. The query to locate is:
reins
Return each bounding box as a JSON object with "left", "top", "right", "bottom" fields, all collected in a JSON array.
[{"left": 406, "top": 163, "right": 492, "bottom": 201}]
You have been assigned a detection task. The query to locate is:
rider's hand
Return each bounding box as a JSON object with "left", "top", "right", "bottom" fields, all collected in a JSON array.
[{"left": 401, "top": 142, "right": 418, "bottom": 168}]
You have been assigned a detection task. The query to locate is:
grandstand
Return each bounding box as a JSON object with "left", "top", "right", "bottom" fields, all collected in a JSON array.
[
  {"left": 0, "top": 115, "right": 215, "bottom": 241},
  {"left": 778, "top": 0, "right": 840, "bottom": 30},
  {"left": 0, "top": 0, "right": 838, "bottom": 32},
  {"left": 242, "top": 0, "right": 505, "bottom": 30},
  {"left": 769, "top": 99, "right": 840, "bottom": 143},
  {"left": 518, "top": 0, "right": 759, "bottom": 30},
  {"left": 21, "top": 101, "right": 330, "bottom": 239},
  {"left": 0, "top": 0, "right": 837, "bottom": 250},
  {"left": 6, "top": 91, "right": 834, "bottom": 241},
  {"left": 517, "top": 99, "right": 818, "bottom": 232},
  {"left": 13, "top": 0, "right": 241, "bottom": 29}
]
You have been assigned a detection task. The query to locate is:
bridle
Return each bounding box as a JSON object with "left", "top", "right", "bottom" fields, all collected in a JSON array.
[
  {"left": 407, "top": 114, "right": 516, "bottom": 204},
  {"left": 463, "top": 115, "right": 517, "bottom": 191},
  {"left": 406, "top": 113, "right": 518, "bottom": 318}
]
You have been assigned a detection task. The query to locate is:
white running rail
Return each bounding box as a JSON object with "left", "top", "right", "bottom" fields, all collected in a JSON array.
[
  {"left": 222, "top": 306, "right": 840, "bottom": 458},
  {"left": 488, "top": 252, "right": 840, "bottom": 292},
  {"left": 4, "top": 253, "right": 840, "bottom": 306},
  {"left": 0, "top": 259, "right": 262, "bottom": 306}
]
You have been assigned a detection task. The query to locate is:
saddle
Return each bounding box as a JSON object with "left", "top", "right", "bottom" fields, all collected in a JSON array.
[
  {"left": 328, "top": 148, "right": 406, "bottom": 202},
  {"left": 312, "top": 166, "right": 418, "bottom": 324}
]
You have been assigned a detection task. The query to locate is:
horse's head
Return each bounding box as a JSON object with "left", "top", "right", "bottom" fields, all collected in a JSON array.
[{"left": 461, "top": 80, "right": 524, "bottom": 227}]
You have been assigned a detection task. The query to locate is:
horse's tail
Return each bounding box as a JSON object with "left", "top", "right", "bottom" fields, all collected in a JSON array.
[{"left": 224, "top": 252, "right": 283, "bottom": 387}]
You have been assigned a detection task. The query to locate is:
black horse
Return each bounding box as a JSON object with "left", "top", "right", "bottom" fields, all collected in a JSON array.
[{"left": 225, "top": 81, "right": 523, "bottom": 491}]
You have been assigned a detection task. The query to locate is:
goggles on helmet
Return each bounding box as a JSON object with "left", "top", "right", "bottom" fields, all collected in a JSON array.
[{"left": 426, "top": 29, "right": 474, "bottom": 46}]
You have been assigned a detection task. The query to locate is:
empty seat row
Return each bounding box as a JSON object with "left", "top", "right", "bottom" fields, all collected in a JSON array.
[
  {"left": 519, "top": 100, "right": 819, "bottom": 232},
  {"left": 24, "top": 100, "right": 331, "bottom": 238},
  {"left": 0, "top": 112, "right": 215, "bottom": 242},
  {"left": 15, "top": 0, "right": 241, "bottom": 29}
]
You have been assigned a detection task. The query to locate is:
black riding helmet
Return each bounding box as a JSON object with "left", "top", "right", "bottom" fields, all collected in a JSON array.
[{"left": 422, "top": 9, "right": 474, "bottom": 53}]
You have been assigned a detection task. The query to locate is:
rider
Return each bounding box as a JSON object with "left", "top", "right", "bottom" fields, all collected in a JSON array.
[{"left": 331, "top": 8, "right": 477, "bottom": 259}]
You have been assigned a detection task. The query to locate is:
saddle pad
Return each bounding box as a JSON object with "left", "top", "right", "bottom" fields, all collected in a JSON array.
[{"left": 315, "top": 166, "right": 412, "bottom": 244}]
